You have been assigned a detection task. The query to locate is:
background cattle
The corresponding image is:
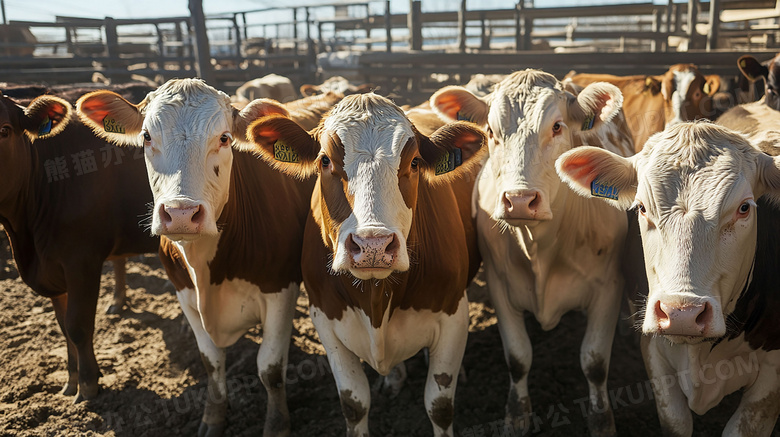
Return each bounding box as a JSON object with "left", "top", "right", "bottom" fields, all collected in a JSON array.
[
  {"left": 247, "top": 92, "right": 485, "bottom": 436},
  {"left": 557, "top": 122, "right": 780, "bottom": 436},
  {"left": 77, "top": 79, "right": 313, "bottom": 437},
  {"left": 233, "top": 73, "right": 298, "bottom": 105},
  {"left": 737, "top": 53, "right": 780, "bottom": 112},
  {"left": 299, "top": 75, "right": 374, "bottom": 97},
  {"left": 567, "top": 64, "right": 720, "bottom": 151},
  {"left": 0, "top": 93, "right": 159, "bottom": 402},
  {"left": 431, "top": 70, "right": 632, "bottom": 437}
]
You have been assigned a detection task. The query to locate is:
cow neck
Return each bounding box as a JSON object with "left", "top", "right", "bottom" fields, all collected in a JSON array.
[
  {"left": 205, "top": 150, "right": 307, "bottom": 292},
  {"left": 723, "top": 197, "right": 780, "bottom": 351},
  {"left": 0, "top": 137, "right": 44, "bottom": 288}
]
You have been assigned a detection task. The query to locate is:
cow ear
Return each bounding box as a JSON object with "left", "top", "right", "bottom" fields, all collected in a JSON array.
[
  {"left": 300, "top": 84, "right": 318, "bottom": 96},
  {"left": 76, "top": 90, "right": 144, "bottom": 146},
  {"left": 644, "top": 76, "right": 662, "bottom": 95},
  {"left": 568, "top": 82, "right": 623, "bottom": 132},
  {"left": 661, "top": 74, "right": 675, "bottom": 101},
  {"left": 755, "top": 134, "right": 780, "bottom": 204},
  {"left": 246, "top": 115, "right": 320, "bottom": 179},
  {"left": 556, "top": 146, "right": 637, "bottom": 209},
  {"left": 22, "top": 95, "right": 71, "bottom": 139},
  {"left": 352, "top": 83, "right": 375, "bottom": 94},
  {"left": 429, "top": 86, "right": 489, "bottom": 125},
  {"left": 739, "top": 55, "right": 769, "bottom": 82},
  {"left": 418, "top": 121, "right": 486, "bottom": 184},
  {"left": 704, "top": 75, "right": 721, "bottom": 96},
  {"left": 232, "top": 98, "right": 290, "bottom": 148}
]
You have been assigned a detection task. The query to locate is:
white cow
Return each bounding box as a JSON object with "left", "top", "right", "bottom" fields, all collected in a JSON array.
[
  {"left": 430, "top": 69, "right": 633, "bottom": 436},
  {"left": 234, "top": 73, "right": 298, "bottom": 104},
  {"left": 76, "top": 79, "right": 313, "bottom": 437},
  {"left": 556, "top": 121, "right": 780, "bottom": 436}
]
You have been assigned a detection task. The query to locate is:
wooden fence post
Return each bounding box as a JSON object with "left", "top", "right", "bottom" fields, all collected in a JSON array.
[
  {"left": 707, "top": 0, "right": 720, "bottom": 51},
  {"left": 188, "top": 0, "right": 214, "bottom": 83},
  {"left": 408, "top": 0, "right": 422, "bottom": 51},
  {"left": 458, "top": 0, "right": 467, "bottom": 53},
  {"left": 385, "top": 0, "right": 392, "bottom": 52},
  {"left": 687, "top": 0, "right": 699, "bottom": 50}
]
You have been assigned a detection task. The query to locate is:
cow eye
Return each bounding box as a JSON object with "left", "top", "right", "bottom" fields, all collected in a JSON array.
[
  {"left": 142, "top": 132, "right": 151, "bottom": 143},
  {"left": 411, "top": 157, "right": 419, "bottom": 170},
  {"left": 636, "top": 202, "right": 647, "bottom": 215},
  {"left": 321, "top": 155, "right": 331, "bottom": 168},
  {"left": 552, "top": 122, "right": 562, "bottom": 135},
  {"left": 219, "top": 133, "right": 231, "bottom": 146},
  {"left": 487, "top": 126, "right": 493, "bottom": 139},
  {"left": 737, "top": 201, "right": 751, "bottom": 218},
  {"left": 0, "top": 125, "right": 10, "bottom": 138}
]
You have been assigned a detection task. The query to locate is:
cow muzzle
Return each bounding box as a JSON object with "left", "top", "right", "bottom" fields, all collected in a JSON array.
[
  {"left": 496, "top": 189, "right": 552, "bottom": 223},
  {"left": 647, "top": 298, "right": 720, "bottom": 340},
  {"left": 346, "top": 232, "right": 401, "bottom": 278},
  {"left": 155, "top": 201, "right": 207, "bottom": 240}
]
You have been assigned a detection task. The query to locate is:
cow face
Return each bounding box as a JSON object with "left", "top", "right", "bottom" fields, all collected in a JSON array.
[
  {"left": 76, "top": 78, "right": 288, "bottom": 241},
  {"left": 430, "top": 70, "right": 622, "bottom": 227},
  {"left": 738, "top": 54, "right": 780, "bottom": 111},
  {"left": 658, "top": 64, "right": 720, "bottom": 125},
  {"left": 556, "top": 122, "right": 780, "bottom": 344},
  {"left": 0, "top": 95, "right": 70, "bottom": 202},
  {"left": 247, "top": 93, "right": 485, "bottom": 280}
]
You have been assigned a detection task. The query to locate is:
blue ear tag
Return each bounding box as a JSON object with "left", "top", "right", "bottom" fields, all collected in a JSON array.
[
  {"left": 38, "top": 116, "right": 52, "bottom": 135},
  {"left": 435, "top": 148, "right": 463, "bottom": 175},
  {"left": 582, "top": 114, "right": 596, "bottom": 131},
  {"left": 456, "top": 111, "right": 471, "bottom": 122},
  {"left": 591, "top": 178, "right": 619, "bottom": 200}
]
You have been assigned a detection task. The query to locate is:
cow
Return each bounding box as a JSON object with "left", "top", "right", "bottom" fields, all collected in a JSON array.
[
  {"left": 556, "top": 121, "right": 780, "bottom": 436},
  {"left": 0, "top": 93, "right": 159, "bottom": 401},
  {"left": 463, "top": 73, "right": 506, "bottom": 97},
  {"left": 567, "top": 64, "right": 721, "bottom": 151},
  {"left": 299, "top": 75, "right": 374, "bottom": 97},
  {"left": 283, "top": 91, "right": 345, "bottom": 131},
  {"left": 76, "top": 78, "right": 313, "bottom": 437},
  {"left": 246, "top": 92, "right": 485, "bottom": 436},
  {"left": 234, "top": 73, "right": 298, "bottom": 104},
  {"left": 429, "top": 69, "right": 633, "bottom": 436},
  {"left": 736, "top": 53, "right": 780, "bottom": 111}
]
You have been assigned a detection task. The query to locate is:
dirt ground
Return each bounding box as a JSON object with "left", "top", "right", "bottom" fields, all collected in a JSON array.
[{"left": 0, "top": 230, "right": 777, "bottom": 437}]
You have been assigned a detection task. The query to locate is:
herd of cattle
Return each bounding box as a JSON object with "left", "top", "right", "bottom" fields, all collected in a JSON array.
[{"left": 1, "top": 53, "right": 780, "bottom": 437}]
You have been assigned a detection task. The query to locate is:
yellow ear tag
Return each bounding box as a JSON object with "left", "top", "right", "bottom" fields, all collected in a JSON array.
[
  {"left": 103, "top": 116, "right": 125, "bottom": 134},
  {"left": 273, "top": 140, "right": 299, "bottom": 163},
  {"left": 434, "top": 148, "right": 463, "bottom": 175},
  {"left": 703, "top": 83, "right": 711, "bottom": 95}
]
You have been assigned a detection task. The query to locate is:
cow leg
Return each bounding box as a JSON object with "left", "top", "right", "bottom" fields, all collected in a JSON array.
[
  {"left": 255, "top": 282, "right": 297, "bottom": 437},
  {"left": 724, "top": 361, "right": 780, "bottom": 436},
  {"left": 177, "top": 287, "right": 228, "bottom": 437},
  {"left": 51, "top": 294, "right": 78, "bottom": 396},
  {"left": 106, "top": 258, "right": 126, "bottom": 314},
  {"left": 64, "top": 266, "right": 102, "bottom": 402},
  {"left": 379, "top": 362, "right": 407, "bottom": 397},
  {"left": 580, "top": 291, "right": 620, "bottom": 437},
  {"left": 641, "top": 336, "right": 692, "bottom": 437},
  {"left": 488, "top": 275, "right": 533, "bottom": 431},
  {"left": 424, "top": 295, "right": 468, "bottom": 437}
]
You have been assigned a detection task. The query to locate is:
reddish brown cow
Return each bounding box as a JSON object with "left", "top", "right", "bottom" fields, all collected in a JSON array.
[
  {"left": 247, "top": 93, "right": 484, "bottom": 436},
  {"left": 0, "top": 94, "right": 158, "bottom": 401}
]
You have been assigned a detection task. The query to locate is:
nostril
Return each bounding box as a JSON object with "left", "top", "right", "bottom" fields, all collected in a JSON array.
[
  {"left": 656, "top": 301, "right": 670, "bottom": 329},
  {"left": 695, "top": 302, "right": 711, "bottom": 327},
  {"left": 528, "top": 192, "right": 540, "bottom": 210},
  {"left": 190, "top": 205, "right": 203, "bottom": 224},
  {"left": 160, "top": 205, "right": 173, "bottom": 224},
  {"left": 346, "top": 234, "right": 361, "bottom": 256},
  {"left": 385, "top": 234, "right": 399, "bottom": 255},
  {"left": 503, "top": 193, "right": 514, "bottom": 212}
]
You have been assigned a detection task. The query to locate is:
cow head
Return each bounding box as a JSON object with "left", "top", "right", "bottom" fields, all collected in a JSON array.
[
  {"left": 556, "top": 121, "right": 780, "bottom": 343},
  {"left": 300, "top": 76, "right": 375, "bottom": 97},
  {"left": 738, "top": 54, "right": 780, "bottom": 111},
  {"left": 247, "top": 93, "right": 485, "bottom": 280},
  {"left": 654, "top": 64, "right": 720, "bottom": 125},
  {"left": 0, "top": 94, "right": 71, "bottom": 203},
  {"left": 430, "top": 69, "right": 622, "bottom": 227},
  {"left": 76, "top": 78, "right": 288, "bottom": 241}
]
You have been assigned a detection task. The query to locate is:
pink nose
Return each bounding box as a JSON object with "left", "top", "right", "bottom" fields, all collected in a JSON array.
[
  {"left": 347, "top": 234, "right": 398, "bottom": 269},
  {"left": 501, "top": 190, "right": 542, "bottom": 220},
  {"left": 159, "top": 204, "right": 204, "bottom": 234},
  {"left": 656, "top": 301, "right": 712, "bottom": 336}
]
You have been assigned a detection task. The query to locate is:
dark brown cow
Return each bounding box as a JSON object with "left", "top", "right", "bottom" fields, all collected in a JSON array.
[
  {"left": 737, "top": 53, "right": 780, "bottom": 111},
  {"left": 76, "top": 79, "right": 314, "bottom": 437},
  {"left": 567, "top": 64, "right": 720, "bottom": 151},
  {"left": 0, "top": 94, "right": 158, "bottom": 401},
  {"left": 247, "top": 93, "right": 484, "bottom": 436}
]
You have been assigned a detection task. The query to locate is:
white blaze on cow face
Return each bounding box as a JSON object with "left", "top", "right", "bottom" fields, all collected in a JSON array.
[
  {"left": 139, "top": 81, "right": 235, "bottom": 240},
  {"left": 324, "top": 98, "right": 414, "bottom": 280},
  {"left": 666, "top": 69, "right": 696, "bottom": 126},
  {"left": 556, "top": 122, "right": 780, "bottom": 344}
]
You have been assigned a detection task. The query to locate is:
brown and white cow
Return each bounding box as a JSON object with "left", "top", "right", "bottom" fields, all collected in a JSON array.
[
  {"left": 737, "top": 53, "right": 780, "bottom": 112},
  {"left": 299, "top": 75, "right": 374, "bottom": 97},
  {"left": 567, "top": 64, "right": 720, "bottom": 151},
  {"left": 283, "top": 91, "right": 345, "bottom": 131},
  {"left": 556, "top": 121, "right": 780, "bottom": 436},
  {"left": 247, "top": 93, "right": 484, "bottom": 436},
  {"left": 430, "top": 70, "right": 633, "bottom": 436},
  {"left": 0, "top": 93, "right": 159, "bottom": 401},
  {"left": 77, "top": 79, "right": 313, "bottom": 437}
]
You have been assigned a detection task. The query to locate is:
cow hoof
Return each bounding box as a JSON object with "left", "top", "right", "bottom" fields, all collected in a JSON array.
[
  {"left": 105, "top": 304, "right": 123, "bottom": 315},
  {"left": 198, "top": 421, "right": 226, "bottom": 437},
  {"left": 74, "top": 383, "right": 100, "bottom": 403},
  {"left": 61, "top": 382, "right": 78, "bottom": 397}
]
